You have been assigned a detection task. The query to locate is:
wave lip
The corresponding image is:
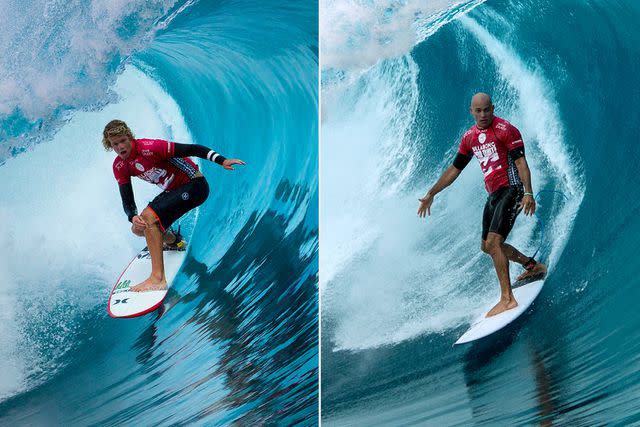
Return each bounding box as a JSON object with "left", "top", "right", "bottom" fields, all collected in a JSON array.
[{"left": 0, "top": 0, "right": 186, "bottom": 160}]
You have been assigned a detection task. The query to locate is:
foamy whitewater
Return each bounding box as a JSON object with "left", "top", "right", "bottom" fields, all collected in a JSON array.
[
  {"left": 0, "top": 1, "right": 318, "bottom": 425},
  {"left": 321, "top": 0, "right": 640, "bottom": 424}
]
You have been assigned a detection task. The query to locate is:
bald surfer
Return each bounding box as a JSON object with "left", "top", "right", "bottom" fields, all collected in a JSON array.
[
  {"left": 103, "top": 119, "right": 245, "bottom": 292},
  {"left": 418, "top": 93, "right": 546, "bottom": 317}
]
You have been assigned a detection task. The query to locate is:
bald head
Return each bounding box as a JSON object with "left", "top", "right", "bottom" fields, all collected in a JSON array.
[
  {"left": 471, "top": 93, "right": 492, "bottom": 107},
  {"left": 470, "top": 92, "right": 494, "bottom": 129}
]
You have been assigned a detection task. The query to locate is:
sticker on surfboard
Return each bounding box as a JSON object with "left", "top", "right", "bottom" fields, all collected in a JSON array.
[
  {"left": 108, "top": 246, "right": 187, "bottom": 318},
  {"left": 454, "top": 275, "right": 546, "bottom": 345}
]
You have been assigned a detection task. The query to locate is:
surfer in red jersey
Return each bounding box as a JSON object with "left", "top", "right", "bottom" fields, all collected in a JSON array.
[
  {"left": 418, "top": 93, "right": 546, "bottom": 317},
  {"left": 103, "top": 119, "right": 245, "bottom": 292}
]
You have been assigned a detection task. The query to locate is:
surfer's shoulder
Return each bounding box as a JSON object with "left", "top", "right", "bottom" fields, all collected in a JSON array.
[
  {"left": 113, "top": 156, "right": 126, "bottom": 172},
  {"left": 462, "top": 126, "right": 475, "bottom": 140},
  {"left": 493, "top": 116, "right": 519, "bottom": 133},
  {"left": 136, "top": 138, "right": 170, "bottom": 157}
]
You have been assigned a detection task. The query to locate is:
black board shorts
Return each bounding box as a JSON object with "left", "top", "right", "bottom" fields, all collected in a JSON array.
[
  {"left": 147, "top": 176, "right": 209, "bottom": 232},
  {"left": 481, "top": 185, "right": 523, "bottom": 241}
]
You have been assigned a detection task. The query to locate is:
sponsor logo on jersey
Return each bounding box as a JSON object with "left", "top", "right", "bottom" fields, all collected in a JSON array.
[
  {"left": 478, "top": 132, "right": 486, "bottom": 144},
  {"left": 115, "top": 161, "right": 124, "bottom": 170},
  {"left": 472, "top": 141, "right": 498, "bottom": 159},
  {"left": 135, "top": 163, "right": 145, "bottom": 172},
  {"left": 509, "top": 139, "right": 523, "bottom": 148},
  {"left": 139, "top": 167, "right": 167, "bottom": 184},
  {"left": 141, "top": 149, "right": 153, "bottom": 156},
  {"left": 161, "top": 174, "right": 175, "bottom": 190},
  {"left": 472, "top": 141, "right": 500, "bottom": 177}
]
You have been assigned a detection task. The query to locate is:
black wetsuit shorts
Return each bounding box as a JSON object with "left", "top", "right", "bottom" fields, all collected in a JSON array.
[
  {"left": 481, "top": 185, "right": 524, "bottom": 241},
  {"left": 147, "top": 176, "right": 209, "bottom": 231}
]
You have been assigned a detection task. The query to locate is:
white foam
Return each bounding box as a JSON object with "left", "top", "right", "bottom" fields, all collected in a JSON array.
[
  {"left": 0, "top": 0, "right": 178, "bottom": 123},
  {"left": 322, "top": 16, "right": 585, "bottom": 351},
  {"left": 321, "top": 0, "right": 485, "bottom": 72},
  {"left": 320, "top": 56, "right": 420, "bottom": 289},
  {"left": 0, "top": 65, "right": 192, "bottom": 401}
]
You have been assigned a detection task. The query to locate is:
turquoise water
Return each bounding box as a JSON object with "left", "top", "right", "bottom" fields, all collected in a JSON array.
[
  {"left": 321, "top": 0, "right": 640, "bottom": 424},
  {"left": 0, "top": 1, "right": 318, "bottom": 425}
]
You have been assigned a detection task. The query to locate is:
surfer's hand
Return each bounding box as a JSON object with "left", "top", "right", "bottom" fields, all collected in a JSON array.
[
  {"left": 131, "top": 215, "right": 146, "bottom": 234},
  {"left": 418, "top": 194, "right": 434, "bottom": 218},
  {"left": 222, "top": 159, "right": 246, "bottom": 170},
  {"left": 521, "top": 194, "right": 536, "bottom": 216}
]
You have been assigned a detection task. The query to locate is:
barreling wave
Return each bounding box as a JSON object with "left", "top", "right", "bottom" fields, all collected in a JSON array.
[
  {"left": 0, "top": 0, "right": 318, "bottom": 425},
  {"left": 321, "top": 0, "right": 640, "bottom": 424}
]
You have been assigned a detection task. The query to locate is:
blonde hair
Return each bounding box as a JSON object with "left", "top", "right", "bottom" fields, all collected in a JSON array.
[{"left": 102, "top": 120, "right": 135, "bottom": 151}]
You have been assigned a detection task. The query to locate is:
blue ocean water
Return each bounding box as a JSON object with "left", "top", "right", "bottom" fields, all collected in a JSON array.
[
  {"left": 0, "top": 0, "right": 318, "bottom": 425},
  {"left": 321, "top": 0, "right": 640, "bottom": 424}
]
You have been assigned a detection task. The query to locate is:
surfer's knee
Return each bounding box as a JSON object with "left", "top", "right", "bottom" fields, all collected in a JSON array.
[
  {"left": 484, "top": 234, "right": 503, "bottom": 255},
  {"left": 484, "top": 241, "right": 500, "bottom": 255},
  {"left": 131, "top": 225, "right": 145, "bottom": 237},
  {"left": 140, "top": 208, "right": 160, "bottom": 228},
  {"left": 481, "top": 240, "right": 488, "bottom": 254}
]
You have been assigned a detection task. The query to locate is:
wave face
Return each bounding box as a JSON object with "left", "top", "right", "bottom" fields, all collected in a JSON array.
[
  {"left": 321, "top": 0, "right": 640, "bottom": 424},
  {"left": 0, "top": 0, "right": 318, "bottom": 425}
]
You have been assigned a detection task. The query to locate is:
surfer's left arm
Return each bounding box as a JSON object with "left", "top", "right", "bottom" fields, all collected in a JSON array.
[
  {"left": 172, "top": 143, "right": 246, "bottom": 170},
  {"left": 511, "top": 148, "right": 536, "bottom": 216}
]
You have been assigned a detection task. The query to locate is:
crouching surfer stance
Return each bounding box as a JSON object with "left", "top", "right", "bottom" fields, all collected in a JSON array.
[
  {"left": 417, "top": 93, "right": 546, "bottom": 317},
  {"left": 103, "top": 119, "right": 245, "bottom": 292}
]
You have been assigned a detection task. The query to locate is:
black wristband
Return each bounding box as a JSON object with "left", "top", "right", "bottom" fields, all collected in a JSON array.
[{"left": 206, "top": 150, "right": 227, "bottom": 165}]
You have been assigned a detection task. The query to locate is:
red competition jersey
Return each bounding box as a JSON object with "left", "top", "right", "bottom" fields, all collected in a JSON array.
[
  {"left": 112, "top": 138, "right": 200, "bottom": 191},
  {"left": 458, "top": 116, "right": 524, "bottom": 193}
]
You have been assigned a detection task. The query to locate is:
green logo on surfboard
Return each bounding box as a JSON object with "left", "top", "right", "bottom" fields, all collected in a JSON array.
[{"left": 116, "top": 279, "right": 131, "bottom": 290}]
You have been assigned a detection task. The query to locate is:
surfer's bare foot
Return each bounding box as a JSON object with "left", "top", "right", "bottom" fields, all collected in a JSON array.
[
  {"left": 130, "top": 276, "right": 167, "bottom": 292},
  {"left": 517, "top": 262, "right": 547, "bottom": 281},
  {"left": 486, "top": 298, "right": 518, "bottom": 317}
]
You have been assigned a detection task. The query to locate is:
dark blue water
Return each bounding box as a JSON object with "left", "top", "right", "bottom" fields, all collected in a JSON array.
[
  {"left": 321, "top": 0, "right": 640, "bottom": 424},
  {"left": 0, "top": 0, "right": 318, "bottom": 425}
]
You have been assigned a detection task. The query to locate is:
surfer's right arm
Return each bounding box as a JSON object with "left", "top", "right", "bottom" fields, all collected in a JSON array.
[
  {"left": 419, "top": 133, "right": 474, "bottom": 217},
  {"left": 113, "top": 159, "right": 146, "bottom": 234},
  {"left": 118, "top": 182, "right": 146, "bottom": 235},
  {"left": 418, "top": 161, "right": 466, "bottom": 217},
  {"left": 118, "top": 182, "right": 138, "bottom": 222}
]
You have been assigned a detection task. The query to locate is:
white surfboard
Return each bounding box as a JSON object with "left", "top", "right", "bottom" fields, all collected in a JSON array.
[
  {"left": 108, "top": 246, "right": 187, "bottom": 318},
  {"left": 454, "top": 277, "right": 545, "bottom": 345}
]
